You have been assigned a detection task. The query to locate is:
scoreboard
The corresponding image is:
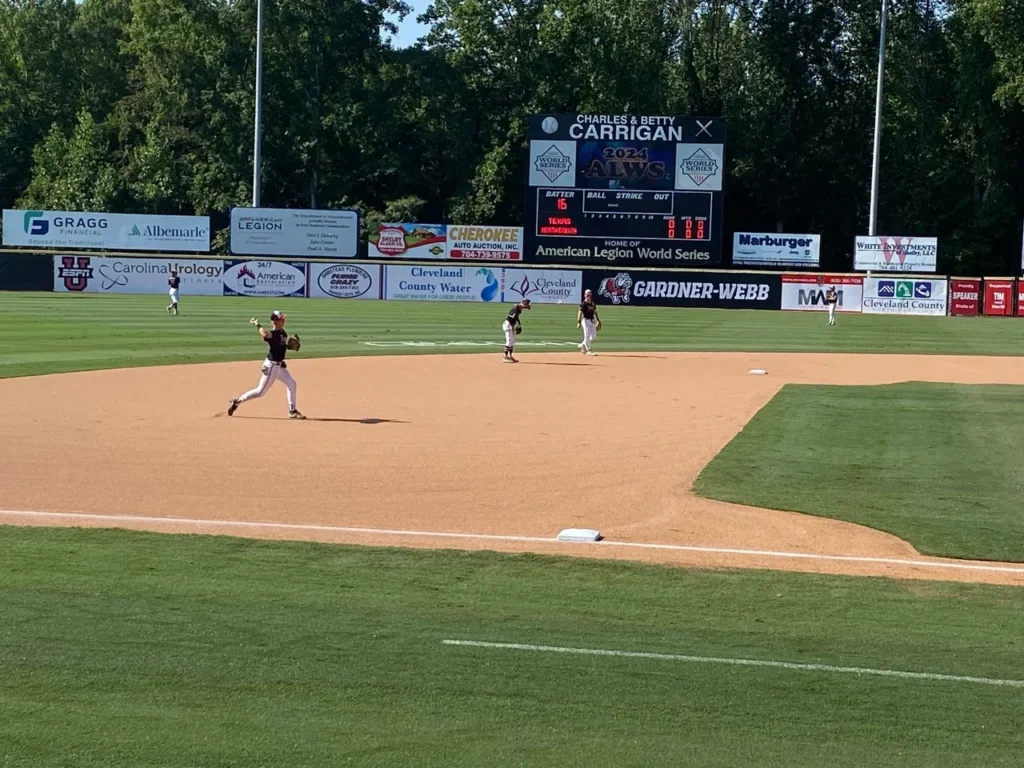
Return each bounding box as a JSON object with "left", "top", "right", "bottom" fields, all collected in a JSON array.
[{"left": 524, "top": 114, "right": 726, "bottom": 267}]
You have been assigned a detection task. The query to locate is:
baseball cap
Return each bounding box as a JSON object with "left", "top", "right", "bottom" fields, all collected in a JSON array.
[
  {"left": 521, "top": 298, "right": 532, "bottom": 307},
  {"left": 270, "top": 310, "right": 286, "bottom": 321}
]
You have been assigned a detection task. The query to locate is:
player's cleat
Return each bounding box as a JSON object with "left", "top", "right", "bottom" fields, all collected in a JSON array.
[
  {"left": 289, "top": 410, "right": 306, "bottom": 419},
  {"left": 227, "top": 399, "right": 238, "bottom": 416},
  {"left": 586, "top": 351, "right": 597, "bottom": 356},
  {"left": 167, "top": 306, "right": 172, "bottom": 314}
]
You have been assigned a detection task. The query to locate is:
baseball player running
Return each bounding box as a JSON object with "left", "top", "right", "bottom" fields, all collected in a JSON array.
[
  {"left": 227, "top": 310, "right": 305, "bottom": 418},
  {"left": 826, "top": 286, "right": 838, "bottom": 326},
  {"left": 577, "top": 289, "right": 601, "bottom": 355},
  {"left": 502, "top": 298, "right": 531, "bottom": 362},
  {"left": 167, "top": 269, "right": 180, "bottom": 315}
]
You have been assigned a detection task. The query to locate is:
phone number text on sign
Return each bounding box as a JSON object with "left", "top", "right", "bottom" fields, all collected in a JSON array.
[{"left": 447, "top": 226, "right": 523, "bottom": 261}]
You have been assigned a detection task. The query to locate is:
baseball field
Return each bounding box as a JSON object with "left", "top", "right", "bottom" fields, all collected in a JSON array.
[{"left": 3, "top": 292, "right": 1024, "bottom": 767}]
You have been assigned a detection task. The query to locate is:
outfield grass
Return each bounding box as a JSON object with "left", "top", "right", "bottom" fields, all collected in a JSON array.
[
  {"left": 1, "top": 527, "right": 1022, "bottom": 767},
  {"left": 4, "top": 292, "right": 1024, "bottom": 378},
  {"left": 694, "top": 382, "right": 1024, "bottom": 562}
]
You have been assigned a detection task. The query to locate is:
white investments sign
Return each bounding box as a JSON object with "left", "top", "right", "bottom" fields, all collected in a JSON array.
[
  {"left": 854, "top": 236, "right": 937, "bottom": 272},
  {"left": 230, "top": 207, "right": 359, "bottom": 258},
  {"left": 4, "top": 209, "right": 210, "bottom": 251}
]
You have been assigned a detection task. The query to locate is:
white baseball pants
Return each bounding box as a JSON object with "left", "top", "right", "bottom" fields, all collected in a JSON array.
[
  {"left": 169, "top": 288, "right": 179, "bottom": 304},
  {"left": 238, "top": 360, "right": 297, "bottom": 410},
  {"left": 828, "top": 303, "right": 836, "bottom": 323},
  {"left": 502, "top": 320, "right": 516, "bottom": 348},
  {"left": 582, "top": 318, "right": 597, "bottom": 350}
]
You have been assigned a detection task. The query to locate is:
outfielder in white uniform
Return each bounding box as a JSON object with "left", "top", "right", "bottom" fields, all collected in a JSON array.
[
  {"left": 577, "top": 289, "right": 601, "bottom": 355},
  {"left": 227, "top": 311, "right": 305, "bottom": 419},
  {"left": 826, "top": 286, "right": 838, "bottom": 326},
  {"left": 167, "top": 270, "right": 180, "bottom": 315}
]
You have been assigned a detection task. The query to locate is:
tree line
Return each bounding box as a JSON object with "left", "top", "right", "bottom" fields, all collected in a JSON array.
[{"left": 2, "top": 0, "right": 1023, "bottom": 272}]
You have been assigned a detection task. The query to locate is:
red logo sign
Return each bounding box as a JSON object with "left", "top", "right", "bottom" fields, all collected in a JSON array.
[{"left": 58, "top": 256, "right": 92, "bottom": 291}]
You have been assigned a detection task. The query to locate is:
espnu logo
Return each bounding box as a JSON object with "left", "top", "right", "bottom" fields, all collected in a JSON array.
[{"left": 57, "top": 256, "right": 93, "bottom": 291}]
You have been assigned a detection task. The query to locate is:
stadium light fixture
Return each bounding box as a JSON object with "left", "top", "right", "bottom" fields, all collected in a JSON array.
[{"left": 252, "top": 0, "right": 266, "bottom": 207}]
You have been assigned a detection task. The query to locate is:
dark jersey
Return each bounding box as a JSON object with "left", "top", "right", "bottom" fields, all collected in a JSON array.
[
  {"left": 580, "top": 301, "right": 597, "bottom": 320},
  {"left": 169, "top": 276, "right": 180, "bottom": 289},
  {"left": 825, "top": 289, "right": 838, "bottom": 305},
  {"left": 265, "top": 328, "right": 288, "bottom": 362},
  {"left": 506, "top": 304, "right": 524, "bottom": 325}
]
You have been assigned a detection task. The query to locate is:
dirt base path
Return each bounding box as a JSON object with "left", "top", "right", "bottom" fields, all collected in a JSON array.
[{"left": 3, "top": 352, "right": 1024, "bottom": 586}]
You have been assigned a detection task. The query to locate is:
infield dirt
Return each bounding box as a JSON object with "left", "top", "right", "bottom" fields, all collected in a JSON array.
[{"left": 3, "top": 352, "right": 1024, "bottom": 585}]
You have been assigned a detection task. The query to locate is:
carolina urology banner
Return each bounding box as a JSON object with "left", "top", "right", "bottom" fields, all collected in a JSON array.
[
  {"left": 4, "top": 209, "right": 210, "bottom": 251},
  {"left": 53, "top": 255, "right": 223, "bottom": 294},
  {"left": 222, "top": 260, "right": 307, "bottom": 298},
  {"left": 862, "top": 277, "right": 947, "bottom": 315},
  {"left": 447, "top": 226, "right": 524, "bottom": 261},
  {"left": 854, "top": 236, "right": 938, "bottom": 272},
  {"left": 383, "top": 265, "right": 501, "bottom": 302},
  {"left": 500, "top": 268, "right": 582, "bottom": 303},
  {"left": 369, "top": 223, "right": 447, "bottom": 259},
  {"left": 781, "top": 275, "right": 862, "bottom": 312},
  {"left": 308, "top": 263, "right": 381, "bottom": 299},
  {"left": 230, "top": 207, "right": 359, "bottom": 258},
  {"left": 733, "top": 233, "right": 821, "bottom": 268}
]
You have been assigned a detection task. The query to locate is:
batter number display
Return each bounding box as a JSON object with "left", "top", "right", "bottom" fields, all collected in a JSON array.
[
  {"left": 523, "top": 113, "right": 726, "bottom": 267},
  {"left": 537, "top": 188, "right": 712, "bottom": 243}
]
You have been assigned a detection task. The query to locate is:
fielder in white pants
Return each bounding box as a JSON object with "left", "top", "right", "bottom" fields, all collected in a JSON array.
[
  {"left": 577, "top": 289, "right": 600, "bottom": 354},
  {"left": 228, "top": 311, "right": 305, "bottom": 419},
  {"left": 826, "top": 286, "right": 838, "bottom": 326},
  {"left": 502, "top": 298, "right": 531, "bottom": 362},
  {"left": 167, "top": 271, "right": 180, "bottom": 315}
]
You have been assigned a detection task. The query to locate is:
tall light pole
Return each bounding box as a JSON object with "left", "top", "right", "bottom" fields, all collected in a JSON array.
[
  {"left": 252, "top": 0, "right": 265, "bottom": 207},
  {"left": 868, "top": 0, "right": 889, "bottom": 237}
]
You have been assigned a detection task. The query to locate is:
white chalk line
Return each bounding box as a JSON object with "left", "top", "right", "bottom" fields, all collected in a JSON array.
[
  {"left": 442, "top": 640, "right": 1024, "bottom": 688},
  {"left": 2, "top": 509, "right": 1024, "bottom": 576}
]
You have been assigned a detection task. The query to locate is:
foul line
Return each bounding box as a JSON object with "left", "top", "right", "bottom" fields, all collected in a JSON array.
[
  {"left": 2, "top": 510, "right": 1024, "bottom": 577},
  {"left": 442, "top": 640, "right": 1024, "bottom": 688}
]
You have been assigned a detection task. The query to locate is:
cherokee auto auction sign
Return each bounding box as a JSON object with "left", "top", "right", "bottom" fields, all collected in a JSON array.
[
  {"left": 447, "top": 226, "right": 523, "bottom": 261},
  {"left": 582, "top": 270, "right": 780, "bottom": 310},
  {"left": 854, "top": 235, "right": 937, "bottom": 272},
  {"left": 523, "top": 113, "right": 726, "bottom": 267},
  {"left": 3, "top": 209, "right": 210, "bottom": 252}
]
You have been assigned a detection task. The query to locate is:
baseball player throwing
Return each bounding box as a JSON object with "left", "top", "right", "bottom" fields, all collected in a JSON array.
[
  {"left": 227, "top": 310, "right": 305, "bottom": 419},
  {"left": 167, "top": 269, "right": 180, "bottom": 315},
  {"left": 577, "top": 289, "right": 601, "bottom": 355},
  {"left": 502, "top": 298, "right": 531, "bottom": 362}
]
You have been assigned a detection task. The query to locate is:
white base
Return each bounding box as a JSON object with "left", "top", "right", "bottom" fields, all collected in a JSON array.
[
  {"left": 557, "top": 528, "right": 602, "bottom": 542},
  {"left": 748, "top": 369, "right": 768, "bottom": 375}
]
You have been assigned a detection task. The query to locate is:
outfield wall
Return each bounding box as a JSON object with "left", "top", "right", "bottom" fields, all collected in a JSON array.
[{"left": 5, "top": 253, "right": 1024, "bottom": 317}]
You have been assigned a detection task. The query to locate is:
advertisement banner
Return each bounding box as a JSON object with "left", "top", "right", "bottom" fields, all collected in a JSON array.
[
  {"left": 984, "top": 279, "right": 1014, "bottom": 317},
  {"left": 949, "top": 279, "right": 981, "bottom": 316},
  {"left": 500, "top": 268, "right": 582, "bottom": 304},
  {"left": 582, "top": 270, "right": 781, "bottom": 310},
  {"left": 862, "top": 277, "right": 947, "bottom": 315},
  {"left": 308, "top": 263, "right": 381, "bottom": 299},
  {"left": 222, "top": 260, "right": 307, "bottom": 297},
  {"left": 229, "top": 207, "right": 359, "bottom": 258},
  {"left": 854, "top": 236, "right": 938, "bottom": 272},
  {"left": 733, "top": 233, "right": 821, "bottom": 268},
  {"left": 52, "top": 255, "right": 223, "bottom": 294},
  {"left": 447, "top": 226, "right": 523, "bottom": 261},
  {"left": 369, "top": 224, "right": 446, "bottom": 259},
  {"left": 4, "top": 209, "right": 210, "bottom": 252},
  {"left": 383, "top": 265, "right": 501, "bottom": 302},
  {"left": 781, "top": 275, "right": 862, "bottom": 312}
]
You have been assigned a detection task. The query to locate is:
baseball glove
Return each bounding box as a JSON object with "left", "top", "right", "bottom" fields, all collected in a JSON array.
[
  {"left": 514, "top": 323, "right": 522, "bottom": 335},
  {"left": 287, "top": 334, "right": 301, "bottom": 351},
  {"left": 596, "top": 320, "right": 602, "bottom": 332}
]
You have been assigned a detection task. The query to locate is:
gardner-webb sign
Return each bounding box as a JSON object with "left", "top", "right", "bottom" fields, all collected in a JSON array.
[
  {"left": 582, "top": 269, "right": 780, "bottom": 310},
  {"left": 854, "top": 236, "right": 938, "bottom": 272},
  {"left": 3, "top": 209, "right": 210, "bottom": 252}
]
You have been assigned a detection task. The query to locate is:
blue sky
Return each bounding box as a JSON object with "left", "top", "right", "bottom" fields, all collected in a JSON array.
[{"left": 389, "top": 0, "right": 430, "bottom": 48}]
